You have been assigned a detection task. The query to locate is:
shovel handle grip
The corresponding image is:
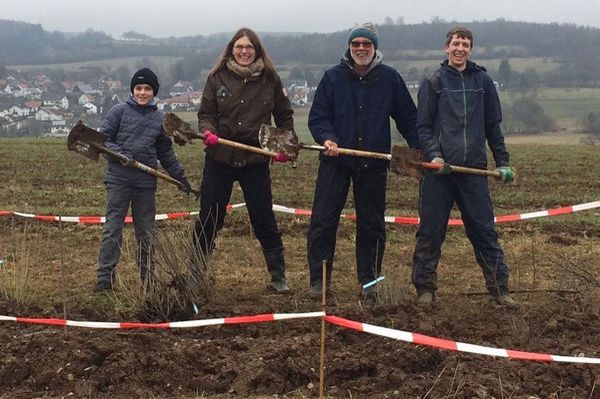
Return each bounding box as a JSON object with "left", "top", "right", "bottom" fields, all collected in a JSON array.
[
  {"left": 419, "top": 161, "right": 502, "bottom": 178},
  {"left": 301, "top": 144, "right": 392, "bottom": 160},
  {"left": 193, "top": 132, "right": 279, "bottom": 158}
]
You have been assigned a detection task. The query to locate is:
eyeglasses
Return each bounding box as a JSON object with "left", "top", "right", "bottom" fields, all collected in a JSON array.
[
  {"left": 233, "top": 44, "right": 255, "bottom": 51},
  {"left": 350, "top": 41, "right": 373, "bottom": 49}
]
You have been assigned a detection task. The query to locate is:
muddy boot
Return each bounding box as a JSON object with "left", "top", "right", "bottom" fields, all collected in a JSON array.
[{"left": 263, "top": 247, "right": 290, "bottom": 293}]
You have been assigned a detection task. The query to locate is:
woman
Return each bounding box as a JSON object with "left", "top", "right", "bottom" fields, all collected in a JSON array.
[{"left": 194, "top": 28, "right": 294, "bottom": 293}]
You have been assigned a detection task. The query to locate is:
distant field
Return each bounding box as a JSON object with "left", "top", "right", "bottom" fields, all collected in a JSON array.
[
  {"left": 391, "top": 57, "right": 560, "bottom": 75},
  {"left": 8, "top": 56, "right": 182, "bottom": 75},
  {"left": 499, "top": 87, "right": 600, "bottom": 129}
]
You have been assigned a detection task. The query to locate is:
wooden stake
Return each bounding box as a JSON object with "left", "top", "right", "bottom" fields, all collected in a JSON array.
[{"left": 319, "top": 260, "right": 327, "bottom": 399}]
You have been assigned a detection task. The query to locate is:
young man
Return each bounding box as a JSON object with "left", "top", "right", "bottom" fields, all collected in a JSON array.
[
  {"left": 411, "top": 27, "right": 517, "bottom": 307},
  {"left": 307, "top": 23, "right": 418, "bottom": 298},
  {"left": 95, "top": 68, "right": 191, "bottom": 291}
]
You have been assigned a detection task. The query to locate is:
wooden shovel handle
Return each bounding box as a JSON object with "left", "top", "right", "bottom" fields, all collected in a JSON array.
[
  {"left": 418, "top": 161, "right": 502, "bottom": 178},
  {"left": 94, "top": 143, "right": 200, "bottom": 196},
  {"left": 300, "top": 144, "right": 391, "bottom": 160},
  {"left": 193, "top": 132, "right": 279, "bottom": 158}
]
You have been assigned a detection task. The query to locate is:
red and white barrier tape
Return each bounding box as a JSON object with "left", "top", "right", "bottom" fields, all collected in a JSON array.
[
  {"left": 0, "top": 311, "right": 324, "bottom": 329},
  {"left": 326, "top": 315, "right": 600, "bottom": 364},
  {"left": 1, "top": 200, "right": 598, "bottom": 225},
  {"left": 2, "top": 311, "right": 599, "bottom": 364}
]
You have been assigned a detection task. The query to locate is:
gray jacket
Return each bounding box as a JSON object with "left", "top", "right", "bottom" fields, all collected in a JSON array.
[{"left": 100, "top": 94, "right": 186, "bottom": 189}]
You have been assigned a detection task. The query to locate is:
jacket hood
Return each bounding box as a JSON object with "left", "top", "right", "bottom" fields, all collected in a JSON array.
[{"left": 342, "top": 49, "right": 383, "bottom": 76}]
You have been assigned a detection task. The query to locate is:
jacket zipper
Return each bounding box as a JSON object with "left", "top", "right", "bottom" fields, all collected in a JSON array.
[{"left": 461, "top": 73, "right": 467, "bottom": 164}]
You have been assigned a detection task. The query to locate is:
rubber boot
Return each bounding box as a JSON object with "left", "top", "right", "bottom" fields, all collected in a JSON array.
[{"left": 263, "top": 247, "right": 290, "bottom": 293}]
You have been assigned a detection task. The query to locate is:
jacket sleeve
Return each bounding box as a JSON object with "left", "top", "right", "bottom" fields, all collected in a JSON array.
[
  {"left": 483, "top": 76, "right": 509, "bottom": 167},
  {"left": 100, "top": 104, "right": 127, "bottom": 155},
  {"left": 308, "top": 71, "right": 338, "bottom": 145},
  {"left": 390, "top": 72, "right": 419, "bottom": 149},
  {"left": 416, "top": 76, "right": 443, "bottom": 161},
  {"left": 157, "top": 124, "right": 186, "bottom": 181},
  {"left": 272, "top": 73, "right": 295, "bottom": 131},
  {"left": 197, "top": 75, "right": 218, "bottom": 134}
]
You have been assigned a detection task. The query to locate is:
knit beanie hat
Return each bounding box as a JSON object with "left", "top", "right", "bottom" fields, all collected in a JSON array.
[
  {"left": 130, "top": 68, "right": 159, "bottom": 96},
  {"left": 348, "top": 22, "right": 379, "bottom": 49}
]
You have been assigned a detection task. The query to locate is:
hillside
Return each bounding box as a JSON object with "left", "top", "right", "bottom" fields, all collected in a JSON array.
[{"left": 2, "top": 18, "right": 600, "bottom": 66}]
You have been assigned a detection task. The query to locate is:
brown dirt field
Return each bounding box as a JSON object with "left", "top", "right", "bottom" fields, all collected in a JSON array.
[
  {"left": 1, "top": 140, "right": 600, "bottom": 398},
  {"left": 2, "top": 214, "right": 600, "bottom": 399}
]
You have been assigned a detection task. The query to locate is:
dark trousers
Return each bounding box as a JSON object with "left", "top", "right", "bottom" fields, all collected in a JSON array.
[
  {"left": 307, "top": 160, "right": 387, "bottom": 287},
  {"left": 411, "top": 172, "right": 509, "bottom": 295},
  {"left": 193, "top": 156, "right": 283, "bottom": 255},
  {"left": 97, "top": 184, "right": 156, "bottom": 282}
]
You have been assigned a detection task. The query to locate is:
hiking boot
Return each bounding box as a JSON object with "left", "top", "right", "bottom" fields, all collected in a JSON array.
[
  {"left": 309, "top": 284, "right": 323, "bottom": 299},
  {"left": 309, "top": 283, "right": 335, "bottom": 304},
  {"left": 417, "top": 291, "right": 435, "bottom": 306},
  {"left": 267, "top": 280, "right": 291, "bottom": 293},
  {"left": 93, "top": 279, "right": 113, "bottom": 292},
  {"left": 361, "top": 285, "right": 378, "bottom": 301},
  {"left": 493, "top": 293, "right": 519, "bottom": 308}
]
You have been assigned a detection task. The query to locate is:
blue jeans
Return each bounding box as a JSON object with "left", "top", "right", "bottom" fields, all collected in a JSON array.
[
  {"left": 307, "top": 160, "right": 387, "bottom": 288},
  {"left": 411, "top": 172, "right": 509, "bottom": 295},
  {"left": 97, "top": 184, "right": 156, "bottom": 283}
]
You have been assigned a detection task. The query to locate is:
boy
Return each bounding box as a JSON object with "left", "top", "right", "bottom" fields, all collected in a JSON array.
[{"left": 94, "top": 68, "right": 191, "bottom": 291}]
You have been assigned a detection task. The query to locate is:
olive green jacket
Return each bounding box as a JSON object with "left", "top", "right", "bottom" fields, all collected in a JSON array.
[{"left": 198, "top": 67, "right": 294, "bottom": 167}]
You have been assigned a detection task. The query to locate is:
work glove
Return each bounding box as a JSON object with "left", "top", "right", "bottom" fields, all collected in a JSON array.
[
  {"left": 432, "top": 157, "right": 452, "bottom": 175},
  {"left": 495, "top": 166, "right": 514, "bottom": 183},
  {"left": 272, "top": 153, "right": 290, "bottom": 163},
  {"left": 202, "top": 130, "right": 219, "bottom": 146},
  {"left": 178, "top": 177, "right": 193, "bottom": 194}
]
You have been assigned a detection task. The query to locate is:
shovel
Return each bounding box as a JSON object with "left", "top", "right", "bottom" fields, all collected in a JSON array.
[
  {"left": 163, "top": 112, "right": 280, "bottom": 159},
  {"left": 390, "top": 146, "right": 505, "bottom": 179},
  {"left": 258, "top": 124, "right": 391, "bottom": 162},
  {"left": 259, "top": 124, "right": 506, "bottom": 179},
  {"left": 67, "top": 120, "right": 199, "bottom": 196}
]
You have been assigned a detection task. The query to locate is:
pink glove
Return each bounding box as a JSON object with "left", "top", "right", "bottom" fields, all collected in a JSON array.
[
  {"left": 273, "top": 153, "right": 290, "bottom": 163},
  {"left": 202, "top": 130, "right": 219, "bottom": 146}
]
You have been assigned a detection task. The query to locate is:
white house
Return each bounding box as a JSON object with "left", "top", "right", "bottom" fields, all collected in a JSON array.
[
  {"left": 35, "top": 109, "right": 63, "bottom": 121},
  {"left": 78, "top": 94, "right": 96, "bottom": 106},
  {"left": 82, "top": 103, "right": 98, "bottom": 114}
]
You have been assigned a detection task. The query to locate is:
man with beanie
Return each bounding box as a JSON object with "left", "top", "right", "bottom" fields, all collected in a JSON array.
[
  {"left": 94, "top": 67, "right": 192, "bottom": 291},
  {"left": 307, "top": 23, "right": 419, "bottom": 299}
]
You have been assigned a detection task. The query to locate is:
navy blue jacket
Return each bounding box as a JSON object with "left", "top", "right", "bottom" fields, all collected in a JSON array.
[
  {"left": 308, "top": 51, "right": 418, "bottom": 169},
  {"left": 100, "top": 95, "right": 186, "bottom": 189},
  {"left": 417, "top": 60, "right": 509, "bottom": 168}
]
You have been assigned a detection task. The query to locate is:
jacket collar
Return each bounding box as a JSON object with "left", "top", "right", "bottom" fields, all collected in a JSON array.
[
  {"left": 341, "top": 49, "right": 383, "bottom": 78},
  {"left": 127, "top": 93, "right": 158, "bottom": 110},
  {"left": 441, "top": 59, "right": 486, "bottom": 74}
]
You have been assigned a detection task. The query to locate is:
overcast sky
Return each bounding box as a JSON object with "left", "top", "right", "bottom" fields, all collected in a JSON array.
[{"left": 2, "top": 0, "right": 599, "bottom": 37}]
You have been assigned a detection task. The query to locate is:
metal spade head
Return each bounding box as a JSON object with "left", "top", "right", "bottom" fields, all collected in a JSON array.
[
  {"left": 67, "top": 120, "right": 107, "bottom": 161},
  {"left": 258, "top": 124, "right": 300, "bottom": 161},
  {"left": 390, "top": 146, "right": 423, "bottom": 179},
  {"left": 163, "top": 112, "right": 197, "bottom": 146}
]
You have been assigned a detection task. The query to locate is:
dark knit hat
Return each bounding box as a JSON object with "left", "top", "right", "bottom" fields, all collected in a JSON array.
[
  {"left": 130, "top": 68, "right": 159, "bottom": 96},
  {"left": 348, "top": 22, "right": 379, "bottom": 49}
]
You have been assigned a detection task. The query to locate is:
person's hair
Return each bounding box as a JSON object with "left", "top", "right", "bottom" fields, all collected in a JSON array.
[
  {"left": 445, "top": 26, "right": 473, "bottom": 47},
  {"left": 209, "top": 27, "right": 277, "bottom": 77}
]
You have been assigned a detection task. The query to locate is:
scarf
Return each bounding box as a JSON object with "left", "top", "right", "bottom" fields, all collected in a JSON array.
[{"left": 226, "top": 57, "right": 265, "bottom": 79}]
